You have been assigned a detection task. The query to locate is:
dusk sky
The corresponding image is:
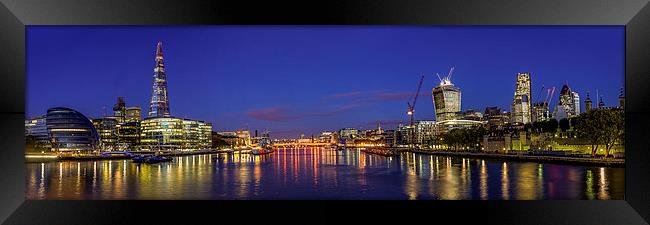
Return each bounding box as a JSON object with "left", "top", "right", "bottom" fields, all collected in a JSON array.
[{"left": 27, "top": 26, "right": 624, "bottom": 138}]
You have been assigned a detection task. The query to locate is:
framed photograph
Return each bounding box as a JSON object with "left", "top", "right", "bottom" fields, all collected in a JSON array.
[{"left": 1, "top": 0, "right": 649, "bottom": 224}]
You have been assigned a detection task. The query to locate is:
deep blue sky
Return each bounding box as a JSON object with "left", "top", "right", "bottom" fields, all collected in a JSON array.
[{"left": 27, "top": 26, "right": 624, "bottom": 138}]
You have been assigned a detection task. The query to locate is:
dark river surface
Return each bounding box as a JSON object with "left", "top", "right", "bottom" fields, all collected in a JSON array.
[{"left": 26, "top": 148, "right": 624, "bottom": 200}]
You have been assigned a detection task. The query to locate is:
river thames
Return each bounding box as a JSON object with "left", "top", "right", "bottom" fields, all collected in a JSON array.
[{"left": 26, "top": 148, "right": 624, "bottom": 200}]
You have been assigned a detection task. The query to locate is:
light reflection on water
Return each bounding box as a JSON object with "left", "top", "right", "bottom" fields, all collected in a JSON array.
[{"left": 25, "top": 148, "right": 624, "bottom": 200}]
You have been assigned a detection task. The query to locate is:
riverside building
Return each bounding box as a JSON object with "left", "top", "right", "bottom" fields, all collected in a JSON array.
[
  {"left": 139, "top": 117, "right": 212, "bottom": 151},
  {"left": 139, "top": 41, "right": 212, "bottom": 151},
  {"left": 25, "top": 116, "right": 51, "bottom": 152},
  {"left": 45, "top": 107, "right": 100, "bottom": 155}
]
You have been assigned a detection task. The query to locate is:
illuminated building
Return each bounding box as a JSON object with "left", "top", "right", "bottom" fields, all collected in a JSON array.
[
  {"left": 148, "top": 41, "right": 171, "bottom": 118},
  {"left": 435, "top": 119, "right": 486, "bottom": 135},
  {"left": 339, "top": 128, "right": 359, "bottom": 140},
  {"left": 92, "top": 117, "right": 119, "bottom": 151},
  {"left": 395, "top": 124, "right": 414, "bottom": 145},
  {"left": 584, "top": 92, "right": 593, "bottom": 111},
  {"left": 125, "top": 106, "right": 141, "bottom": 123},
  {"left": 45, "top": 107, "right": 100, "bottom": 155},
  {"left": 113, "top": 97, "right": 126, "bottom": 123},
  {"left": 532, "top": 102, "right": 550, "bottom": 122},
  {"left": 215, "top": 132, "right": 240, "bottom": 147},
  {"left": 461, "top": 109, "right": 483, "bottom": 121},
  {"left": 572, "top": 91, "right": 580, "bottom": 115},
  {"left": 415, "top": 120, "right": 436, "bottom": 144},
  {"left": 618, "top": 88, "right": 625, "bottom": 109},
  {"left": 383, "top": 129, "right": 396, "bottom": 146},
  {"left": 25, "top": 116, "right": 51, "bottom": 152},
  {"left": 140, "top": 117, "right": 212, "bottom": 150},
  {"left": 138, "top": 41, "right": 212, "bottom": 151},
  {"left": 318, "top": 131, "right": 337, "bottom": 143},
  {"left": 235, "top": 130, "right": 251, "bottom": 147},
  {"left": 432, "top": 68, "right": 461, "bottom": 122},
  {"left": 484, "top": 107, "right": 510, "bottom": 129},
  {"left": 117, "top": 121, "right": 140, "bottom": 150},
  {"left": 511, "top": 73, "right": 532, "bottom": 124},
  {"left": 553, "top": 84, "right": 579, "bottom": 119}
]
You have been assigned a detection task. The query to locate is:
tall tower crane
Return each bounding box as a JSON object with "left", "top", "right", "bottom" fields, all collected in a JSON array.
[{"left": 407, "top": 75, "right": 425, "bottom": 126}]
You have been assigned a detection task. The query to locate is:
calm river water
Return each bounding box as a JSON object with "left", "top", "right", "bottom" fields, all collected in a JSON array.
[{"left": 26, "top": 148, "right": 624, "bottom": 200}]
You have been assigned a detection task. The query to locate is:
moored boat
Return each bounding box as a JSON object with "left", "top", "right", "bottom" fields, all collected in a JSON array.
[
  {"left": 131, "top": 156, "right": 148, "bottom": 163},
  {"left": 132, "top": 155, "right": 173, "bottom": 163},
  {"left": 145, "top": 155, "right": 173, "bottom": 163}
]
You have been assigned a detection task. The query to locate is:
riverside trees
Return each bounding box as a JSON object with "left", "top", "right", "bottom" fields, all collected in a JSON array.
[
  {"left": 574, "top": 108, "right": 624, "bottom": 158},
  {"left": 442, "top": 126, "right": 487, "bottom": 151}
]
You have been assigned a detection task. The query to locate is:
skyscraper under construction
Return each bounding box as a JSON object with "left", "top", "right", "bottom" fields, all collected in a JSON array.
[
  {"left": 148, "top": 41, "right": 171, "bottom": 118},
  {"left": 511, "top": 73, "right": 532, "bottom": 124},
  {"left": 432, "top": 67, "right": 461, "bottom": 122}
]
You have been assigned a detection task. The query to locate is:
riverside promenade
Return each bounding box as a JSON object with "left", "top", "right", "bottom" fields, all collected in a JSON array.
[
  {"left": 406, "top": 149, "right": 625, "bottom": 167},
  {"left": 25, "top": 149, "right": 218, "bottom": 162}
]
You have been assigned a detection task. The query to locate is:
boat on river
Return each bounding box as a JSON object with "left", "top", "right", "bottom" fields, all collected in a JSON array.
[
  {"left": 131, "top": 156, "right": 148, "bottom": 163},
  {"left": 145, "top": 155, "right": 173, "bottom": 163},
  {"left": 251, "top": 147, "right": 274, "bottom": 155}
]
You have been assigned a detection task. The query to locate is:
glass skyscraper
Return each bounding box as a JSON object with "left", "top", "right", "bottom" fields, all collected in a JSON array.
[
  {"left": 511, "top": 72, "right": 532, "bottom": 124},
  {"left": 432, "top": 72, "right": 461, "bottom": 122},
  {"left": 148, "top": 41, "right": 171, "bottom": 118}
]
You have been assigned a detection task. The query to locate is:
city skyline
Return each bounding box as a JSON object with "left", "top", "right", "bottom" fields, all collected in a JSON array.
[{"left": 27, "top": 26, "right": 624, "bottom": 138}]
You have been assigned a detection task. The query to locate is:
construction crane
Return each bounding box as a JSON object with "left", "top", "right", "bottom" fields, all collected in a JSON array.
[
  {"left": 546, "top": 86, "right": 556, "bottom": 107},
  {"left": 407, "top": 75, "right": 425, "bottom": 126}
]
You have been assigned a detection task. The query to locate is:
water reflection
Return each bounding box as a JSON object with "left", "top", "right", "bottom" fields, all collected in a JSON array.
[{"left": 26, "top": 148, "right": 624, "bottom": 200}]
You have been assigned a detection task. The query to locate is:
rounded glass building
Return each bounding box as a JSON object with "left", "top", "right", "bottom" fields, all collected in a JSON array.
[{"left": 45, "top": 107, "right": 100, "bottom": 155}]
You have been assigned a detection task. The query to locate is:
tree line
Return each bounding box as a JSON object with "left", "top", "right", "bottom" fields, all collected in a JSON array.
[{"left": 438, "top": 108, "right": 624, "bottom": 158}]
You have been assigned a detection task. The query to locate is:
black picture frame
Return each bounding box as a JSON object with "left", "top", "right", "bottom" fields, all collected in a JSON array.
[{"left": 1, "top": 0, "right": 649, "bottom": 224}]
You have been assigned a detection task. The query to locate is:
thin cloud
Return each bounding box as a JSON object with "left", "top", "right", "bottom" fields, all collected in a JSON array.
[
  {"left": 245, "top": 107, "right": 302, "bottom": 122},
  {"left": 245, "top": 104, "right": 360, "bottom": 122}
]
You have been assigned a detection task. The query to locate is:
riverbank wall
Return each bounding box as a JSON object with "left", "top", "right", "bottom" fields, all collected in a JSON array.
[{"left": 405, "top": 149, "right": 624, "bottom": 167}]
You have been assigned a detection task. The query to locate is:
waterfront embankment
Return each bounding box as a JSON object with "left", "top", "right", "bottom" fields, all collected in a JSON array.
[
  {"left": 25, "top": 149, "right": 218, "bottom": 163},
  {"left": 405, "top": 149, "right": 624, "bottom": 167}
]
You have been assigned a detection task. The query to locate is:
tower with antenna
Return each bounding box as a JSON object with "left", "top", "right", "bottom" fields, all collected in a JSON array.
[
  {"left": 432, "top": 67, "right": 461, "bottom": 122},
  {"left": 148, "top": 41, "right": 171, "bottom": 118}
]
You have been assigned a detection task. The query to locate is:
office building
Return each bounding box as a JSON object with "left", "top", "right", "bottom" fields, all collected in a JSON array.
[
  {"left": 484, "top": 107, "right": 510, "bottom": 129},
  {"left": 572, "top": 91, "right": 580, "bottom": 115},
  {"left": 532, "top": 102, "right": 550, "bottom": 122},
  {"left": 553, "top": 84, "right": 579, "bottom": 119},
  {"left": 432, "top": 70, "right": 461, "bottom": 122},
  {"left": 148, "top": 41, "right": 171, "bottom": 118},
  {"left": 415, "top": 120, "right": 436, "bottom": 144},
  {"left": 25, "top": 116, "right": 51, "bottom": 152},
  {"left": 140, "top": 117, "right": 212, "bottom": 151},
  {"left": 125, "top": 106, "right": 141, "bottom": 123},
  {"left": 45, "top": 107, "right": 100, "bottom": 155},
  {"left": 92, "top": 117, "right": 119, "bottom": 151},
  {"left": 113, "top": 97, "right": 126, "bottom": 123},
  {"left": 117, "top": 121, "right": 140, "bottom": 150},
  {"left": 339, "top": 128, "right": 359, "bottom": 140},
  {"left": 511, "top": 73, "right": 532, "bottom": 124}
]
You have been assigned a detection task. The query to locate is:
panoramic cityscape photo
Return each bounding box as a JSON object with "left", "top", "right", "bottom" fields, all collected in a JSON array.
[{"left": 25, "top": 26, "right": 624, "bottom": 200}]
